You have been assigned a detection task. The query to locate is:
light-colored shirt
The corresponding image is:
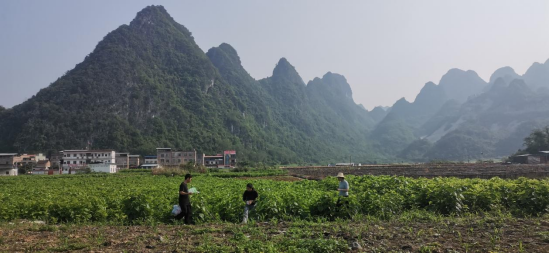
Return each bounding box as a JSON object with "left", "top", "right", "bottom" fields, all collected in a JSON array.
[{"left": 339, "top": 180, "right": 349, "bottom": 196}]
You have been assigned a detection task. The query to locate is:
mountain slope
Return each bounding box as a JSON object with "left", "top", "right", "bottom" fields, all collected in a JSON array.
[
  {"left": 1, "top": 5, "right": 239, "bottom": 154},
  {"left": 377, "top": 61, "right": 547, "bottom": 161},
  {"left": 0, "top": 5, "right": 546, "bottom": 164},
  {"left": 523, "top": 59, "right": 550, "bottom": 88},
  {"left": 423, "top": 79, "right": 548, "bottom": 160},
  {"left": 0, "top": 6, "right": 293, "bottom": 161},
  {"left": 0, "top": 6, "right": 383, "bottom": 164}
]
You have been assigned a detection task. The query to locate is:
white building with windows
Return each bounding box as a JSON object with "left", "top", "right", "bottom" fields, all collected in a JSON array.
[
  {"left": 89, "top": 163, "right": 118, "bottom": 173},
  {"left": 0, "top": 153, "right": 18, "bottom": 176},
  {"left": 61, "top": 150, "right": 116, "bottom": 174}
]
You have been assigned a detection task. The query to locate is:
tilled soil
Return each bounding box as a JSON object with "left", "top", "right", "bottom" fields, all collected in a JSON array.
[
  {"left": 0, "top": 215, "right": 547, "bottom": 252},
  {"left": 236, "top": 176, "right": 303, "bottom": 182},
  {"left": 286, "top": 164, "right": 549, "bottom": 180}
]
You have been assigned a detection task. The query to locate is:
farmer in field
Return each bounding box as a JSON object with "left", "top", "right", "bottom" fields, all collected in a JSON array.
[
  {"left": 176, "top": 173, "right": 195, "bottom": 224},
  {"left": 337, "top": 172, "right": 349, "bottom": 197},
  {"left": 336, "top": 172, "right": 349, "bottom": 210},
  {"left": 242, "top": 183, "right": 259, "bottom": 224}
]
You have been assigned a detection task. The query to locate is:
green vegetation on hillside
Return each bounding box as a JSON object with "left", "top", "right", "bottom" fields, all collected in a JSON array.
[
  {"left": 0, "top": 5, "right": 547, "bottom": 164},
  {"left": 0, "top": 6, "right": 381, "bottom": 165},
  {"left": 398, "top": 139, "right": 432, "bottom": 162}
]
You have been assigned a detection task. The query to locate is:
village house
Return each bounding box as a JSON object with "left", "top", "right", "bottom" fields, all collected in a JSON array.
[
  {"left": 129, "top": 155, "right": 140, "bottom": 168},
  {"left": 141, "top": 155, "right": 160, "bottom": 169},
  {"left": 143, "top": 155, "right": 157, "bottom": 164},
  {"left": 32, "top": 160, "right": 51, "bottom": 175},
  {"left": 223, "top": 150, "right": 237, "bottom": 167},
  {"left": 14, "top": 154, "right": 36, "bottom": 167},
  {"left": 49, "top": 152, "right": 63, "bottom": 169},
  {"left": 61, "top": 150, "right": 116, "bottom": 174},
  {"left": 0, "top": 153, "right": 18, "bottom": 176},
  {"left": 203, "top": 150, "right": 237, "bottom": 168},
  {"left": 115, "top": 153, "right": 129, "bottom": 169},
  {"left": 203, "top": 154, "right": 224, "bottom": 167},
  {"left": 156, "top": 148, "right": 197, "bottom": 167},
  {"left": 512, "top": 151, "right": 549, "bottom": 164},
  {"left": 89, "top": 163, "right": 118, "bottom": 173}
]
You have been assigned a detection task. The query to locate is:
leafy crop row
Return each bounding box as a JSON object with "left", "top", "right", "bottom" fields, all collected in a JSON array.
[{"left": 0, "top": 174, "right": 546, "bottom": 224}]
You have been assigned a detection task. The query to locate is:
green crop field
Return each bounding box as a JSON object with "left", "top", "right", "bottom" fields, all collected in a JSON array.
[
  {"left": 0, "top": 173, "right": 547, "bottom": 224},
  {"left": 0, "top": 173, "right": 548, "bottom": 252}
]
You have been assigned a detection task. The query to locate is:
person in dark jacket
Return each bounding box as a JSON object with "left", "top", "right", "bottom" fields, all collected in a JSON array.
[
  {"left": 242, "top": 183, "right": 258, "bottom": 224},
  {"left": 175, "top": 174, "right": 194, "bottom": 224}
]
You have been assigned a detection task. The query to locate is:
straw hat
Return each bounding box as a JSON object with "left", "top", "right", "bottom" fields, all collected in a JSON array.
[{"left": 336, "top": 172, "right": 345, "bottom": 178}]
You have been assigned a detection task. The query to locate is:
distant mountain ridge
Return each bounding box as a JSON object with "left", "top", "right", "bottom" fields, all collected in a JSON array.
[
  {"left": 0, "top": 5, "right": 547, "bottom": 163},
  {"left": 397, "top": 61, "right": 549, "bottom": 161}
]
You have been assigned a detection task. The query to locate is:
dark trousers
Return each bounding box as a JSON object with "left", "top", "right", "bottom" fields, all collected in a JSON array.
[
  {"left": 175, "top": 204, "right": 194, "bottom": 224},
  {"left": 336, "top": 196, "right": 349, "bottom": 209},
  {"left": 336, "top": 196, "right": 351, "bottom": 218}
]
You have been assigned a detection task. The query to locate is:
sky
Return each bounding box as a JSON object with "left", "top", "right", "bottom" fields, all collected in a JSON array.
[{"left": 0, "top": 1, "right": 548, "bottom": 110}]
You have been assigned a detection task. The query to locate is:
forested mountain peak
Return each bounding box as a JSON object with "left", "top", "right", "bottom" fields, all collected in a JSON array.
[
  {"left": 489, "top": 77, "right": 508, "bottom": 91},
  {"left": 413, "top": 81, "right": 447, "bottom": 106},
  {"left": 421, "top": 81, "right": 437, "bottom": 89},
  {"left": 0, "top": 5, "right": 229, "bottom": 153},
  {"left": 217, "top": 43, "right": 241, "bottom": 64},
  {"left": 320, "top": 72, "right": 353, "bottom": 99},
  {"left": 489, "top": 66, "right": 520, "bottom": 84},
  {"left": 206, "top": 43, "right": 249, "bottom": 80},
  {"left": 439, "top": 68, "right": 484, "bottom": 87},
  {"left": 130, "top": 5, "right": 176, "bottom": 29},
  {"left": 369, "top": 106, "right": 389, "bottom": 123},
  {"left": 437, "top": 68, "right": 486, "bottom": 102},
  {"left": 507, "top": 79, "right": 531, "bottom": 93},
  {"left": 523, "top": 59, "right": 549, "bottom": 87},
  {"left": 525, "top": 59, "right": 549, "bottom": 72},
  {"left": 440, "top": 68, "right": 477, "bottom": 78},
  {"left": 271, "top": 58, "right": 305, "bottom": 86},
  {"left": 306, "top": 72, "right": 353, "bottom": 100},
  {"left": 477, "top": 78, "right": 534, "bottom": 104},
  {"left": 391, "top": 97, "right": 412, "bottom": 112}
]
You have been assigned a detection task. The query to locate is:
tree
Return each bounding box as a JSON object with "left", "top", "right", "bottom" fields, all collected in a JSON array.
[
  {"left": 18, "top": 163, "right": 34, "bottom": 175},
  {"left": 523, "top": 126, "right": 549, "bottom": 154}
]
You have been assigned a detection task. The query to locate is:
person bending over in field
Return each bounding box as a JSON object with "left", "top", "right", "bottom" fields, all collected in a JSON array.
[
  {"left": 175, "top": 174, "right": 195, "bottom": 224},
  {"left": 242, "top": 183, "right": 258, "bottom": 224},
  {"left": 336, "top": 172, "right": 349, "bottom": 210}
]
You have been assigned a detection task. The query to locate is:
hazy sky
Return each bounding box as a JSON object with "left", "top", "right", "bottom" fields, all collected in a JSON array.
[{"left": 1, "top": 1, "right": 548, "bottom": 110}]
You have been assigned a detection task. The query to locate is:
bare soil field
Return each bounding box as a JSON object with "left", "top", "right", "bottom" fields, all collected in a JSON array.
[
  {"left": 236, "top": 176, "right": 303, "bottom": 182},
  {"left": 0, "top": 214, "right": 547, "bottom": 252},
  {"left": 285, "top": 164, "right": 549, "bottom": 180}
]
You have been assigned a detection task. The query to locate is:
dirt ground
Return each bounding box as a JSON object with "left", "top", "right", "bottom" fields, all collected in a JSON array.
[
  {"left": 286, "top": 164, "right": 549, "bottom": 180},
  {"left": 0, "top": 215, "right": 547, "bottom": 252},
  {"left": 236, "top": 176, "right": 303, "bottom": 182}
]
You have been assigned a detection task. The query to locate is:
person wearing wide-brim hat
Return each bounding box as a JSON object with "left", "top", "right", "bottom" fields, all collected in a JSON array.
[
  {"left": 336, "top": 172, "right": 350, "bottom": 215},
  {"left": 336, "top": 172, "right": 349, "bottom": 197}
]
